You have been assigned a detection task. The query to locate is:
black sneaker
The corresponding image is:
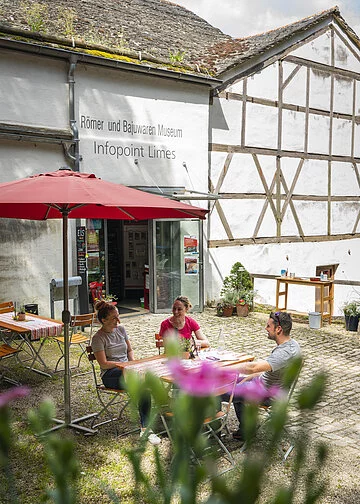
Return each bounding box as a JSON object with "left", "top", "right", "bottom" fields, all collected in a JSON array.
[{"left": 232, "top": 429, "right": 244, "bottom": 441}]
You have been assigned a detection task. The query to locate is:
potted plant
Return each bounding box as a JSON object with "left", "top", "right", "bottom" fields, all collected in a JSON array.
[
  {"left": 235, "top": 290, "right": 253, "bottom": 317},
  {"left": 217, "top": 290, "right": 238, "bottom": 317},
  {"left": 102, "top": 293, "right": 118, "bottom": 305},
  {"left": 342, "top": 300, "right": 360, "bottom": 332},
  {"left": 220, "top": 262, "right": 253, "bottom": 296},
  {"left": 16, "top": 305, "right": 26, "bottom": 321}
]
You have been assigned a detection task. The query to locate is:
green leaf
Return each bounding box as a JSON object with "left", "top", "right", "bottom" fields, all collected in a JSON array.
[{"left": 297, "top": 373, "right": 326, "bottom": 410}]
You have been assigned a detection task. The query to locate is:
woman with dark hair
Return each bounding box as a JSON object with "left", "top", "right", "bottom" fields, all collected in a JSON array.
[
  {"left": 159, "top": 295, "right": 209, "bottom": 352},
  {"left": 92, "top": 300, "right": 160, "bottom": 445}
]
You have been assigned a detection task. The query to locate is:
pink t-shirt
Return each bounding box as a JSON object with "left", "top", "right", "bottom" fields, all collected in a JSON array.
[{"left": 159, "top": 316, "right": 200, "bottom": 340}]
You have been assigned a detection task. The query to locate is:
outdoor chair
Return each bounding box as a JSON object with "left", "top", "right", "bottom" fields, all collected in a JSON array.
[
  {"left": 160, "top": 374, "right": 238, "bottom": 471},
  {"left": 0, "top": 343, "right": 21, "bottom": 385},
  {"left": 0, "top": 301, "right": 15, "bottom": 314},
  {"left": 155, "top": 333, "right": 200, "bottom": 358},
  {"left": 89, "top": 281, "right": 103, "bottom": 308},
  {"left": 0, "top": 300, "right": 15, "bottom": 341},
  {"left": 86, "top": 345, "right": 131, "bottom": 433},
  {"left": 240, "top": 359, "right": 304, "bottom": 462},
  {"left": 53, "top": 313, "right": 95, "bottom": 373},
  {"left": 155, "top": 333, "right": 164, "bottom": 354}
]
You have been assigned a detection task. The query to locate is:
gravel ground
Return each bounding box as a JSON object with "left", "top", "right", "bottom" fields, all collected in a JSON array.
[{"left": 2, "top": 307, "right": 360, "bottom": 503}]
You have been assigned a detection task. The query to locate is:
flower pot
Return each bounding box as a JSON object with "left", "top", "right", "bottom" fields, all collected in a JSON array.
[
  {"left": 345, "top": 315, "right": 359, "bottom": 332},
  {"left": 236, "top": 303, "right": 249, "bottom": 317},
  {"left": 222, "top": 306, "right": 234, "bottom": 317},
  {"left": 17, "top": 313, "right": 26, "bottom": 321}
]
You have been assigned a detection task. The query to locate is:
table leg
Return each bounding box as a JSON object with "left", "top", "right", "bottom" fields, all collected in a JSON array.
[
  {"left": 15, "top": 336, "right": 52, "bottom": 377},
  {"left": 276, "top": 280, "right": 288, "bottom": 311},
  {"left": 320, "top": 284, "right": 324, "bottom": 327}
]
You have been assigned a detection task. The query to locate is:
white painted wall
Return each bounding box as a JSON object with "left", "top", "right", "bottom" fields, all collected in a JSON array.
[
  {"left": 0, "top": 50, "right": 68, "bottom": 129},
  {"left": 207, "top": 239, "right": 360, "bottom": 316},
  {"left": 0, "top": 140, "right": 72, "bottom": 317},
  {"left": 208, "top": 25, "right": 360, "bottom": 315},
  {"left": 76, "top": 65, "right": 209, "bottom": 193}
]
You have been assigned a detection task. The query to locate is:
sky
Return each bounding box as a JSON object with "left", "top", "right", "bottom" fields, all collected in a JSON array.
[{"left": 174, "top": 0, "right": 360, "bottom": 38}]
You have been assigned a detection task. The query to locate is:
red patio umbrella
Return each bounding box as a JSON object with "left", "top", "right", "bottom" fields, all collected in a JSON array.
[{"left": 0, "top": 168, "right": 208, "bottom": 433}]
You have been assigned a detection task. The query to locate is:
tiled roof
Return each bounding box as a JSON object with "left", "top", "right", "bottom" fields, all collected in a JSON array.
[
  {"left": 0, "top": 2, "right": 358, "bottom": 78},
  {"left": 191, "top": 6, "right": 360, "bottom": 76},
  {"left": 0, "top": 0, "right": 231, "bottom": 75}
]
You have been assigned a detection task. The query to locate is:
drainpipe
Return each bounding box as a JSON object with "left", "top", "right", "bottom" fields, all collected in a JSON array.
[{"left": 67, "top": 55, "right": 80, "bottom": 171}]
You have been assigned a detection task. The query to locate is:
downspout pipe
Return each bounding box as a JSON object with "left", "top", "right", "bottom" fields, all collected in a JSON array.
[{"left": 68, "top": 55, "right": 80, "bottom": 171}]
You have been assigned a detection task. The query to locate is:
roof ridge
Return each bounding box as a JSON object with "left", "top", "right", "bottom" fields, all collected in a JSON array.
[{"left": 233, "top": 5, "right": 340, "bottom": 42}]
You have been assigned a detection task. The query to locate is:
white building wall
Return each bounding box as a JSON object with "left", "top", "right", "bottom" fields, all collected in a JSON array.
[
  {"left": 76, "top": 65, "right": 209, "bottom": 192},
  {"left": 0, "top": 49, "right": 210, "bottom": 315},
  {"left": 208, "top": 25, "right": 360, "bottom": 315}
]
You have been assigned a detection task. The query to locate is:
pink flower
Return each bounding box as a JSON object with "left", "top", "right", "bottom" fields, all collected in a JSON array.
[
  {"left": 238, "top": 299, "right": 246, "bottom": 306},
  {"left": 168, "top": 359, "right": 237, "bottom": 397},
  {"left": 234, "top": 378, "right": 282, "bottom": 403},
  {"left": 0, "top": 386, "right": 30, "bottom": 408}
]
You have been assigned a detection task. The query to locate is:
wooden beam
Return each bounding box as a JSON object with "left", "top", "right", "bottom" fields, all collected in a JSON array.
[
  {"left": 304, "top": 67, "right": 310, "bottom": 154},
  {"left": 241, "top": 77, "right": 247, "bottom": 147},
  {"left": 279, "top": 167, "right": 305, "bottom": 237},
  {"left": 208, "top": 179, "right": 234, "bottom": 239},
  {"left": 280, "top": 158, "right": 304, "bottom": 219},
  {"left": 285, "top": 54, "right": 360, "bottom": 81},
  {"left": 0, "top": 123, "right": 72, "bottom": 143},
  {"left": 210, "top": 143, "right": 360, "bottom": 163},
  {"left": 217, "top": 90, "right": 359, "bottom": 123},
  {"left": 282, "top": 64, "right": 301, "bottom": 90},
  {"left": 214, "top": 153, "right": 233, "bottom": 194},
  {"left": 332, "top": 24, "right": 360, "bottom": 65},
  {"left": 352, "top": 162, "right": 360, "bottom": 234},
  {"left": 208, "top": 232, "right": 360, "bottom": 247},
  {"left": 328, "top": 30, "right": 335, "bottom": 236},
  {"left": 351, "top": 79, "right": 356, "bottom": 159},
  {"left": 252, "top": 172, "right": 276, "bottom": 238},
  {"left": 218, "top": 193, "right": 360, "bottom": 202},
  {"left": 252, "top": 153, "right": 279, "bottom": 222},
  {"left": 214, "top": 200, "right": 234, "bottom": 240}
]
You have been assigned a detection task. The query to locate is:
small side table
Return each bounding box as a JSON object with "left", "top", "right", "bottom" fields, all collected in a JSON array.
[{"left": 275, "top": 277, "right": 334, "bottom": 326}]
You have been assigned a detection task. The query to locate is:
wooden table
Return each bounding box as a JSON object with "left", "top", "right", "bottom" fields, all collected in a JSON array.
[
  {"left": 0, "top": 312, "right": 63, "bottom": 376},
  {"left": 275, "top": 276, "right": 334, "bottom": 326},
  {"left": 118, "top": 352, "right": 255, "bottom": 383}
]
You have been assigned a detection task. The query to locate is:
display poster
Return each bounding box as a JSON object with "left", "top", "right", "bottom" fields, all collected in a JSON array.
[
  {"left": 76, "top": 226, "right": 87, "bottom": 274},
  {"left": 184, "top": 256, "right": 198, "bottom": 275},
  {"left": 184, "top": 235, "right": 199, "bottom": 275},
  {"left": 184, "top": 235, "right": 198, "bottom": 254}
]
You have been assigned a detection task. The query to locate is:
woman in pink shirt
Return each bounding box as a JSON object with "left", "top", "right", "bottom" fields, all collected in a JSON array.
[{"left": 159, "top": 296, "right": 209, "bottom": 351}]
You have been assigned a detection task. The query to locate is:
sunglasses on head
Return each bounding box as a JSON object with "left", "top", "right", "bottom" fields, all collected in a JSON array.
[{"left": 270, "top": 311, "right": 281, "bottom": 327}]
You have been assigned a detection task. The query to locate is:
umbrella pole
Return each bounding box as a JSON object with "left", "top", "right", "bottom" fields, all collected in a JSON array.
[
  {"left": 63, "top": 211, "right": 71, "bottom": 424},
  {"left": 49, "top": 211, "right": 97, "bottom": 435}
]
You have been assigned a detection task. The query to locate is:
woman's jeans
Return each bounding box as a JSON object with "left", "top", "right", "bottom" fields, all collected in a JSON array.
[{"left": 102, "top": 367, "right": 151, "bottom": 428}]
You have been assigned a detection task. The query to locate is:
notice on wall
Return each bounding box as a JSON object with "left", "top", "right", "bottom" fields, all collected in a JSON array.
[
  {"left": 184, "top": 235, "right": 199, "bottom": 275},
  {"left": 76, "top": 226, "right": 87, "bottom": 275},
  {"left": 184, "top": 235, "right": 198, "bottom": 254},
  {"left": 184, "top": 256, "right": 198, "bottom": 275}
]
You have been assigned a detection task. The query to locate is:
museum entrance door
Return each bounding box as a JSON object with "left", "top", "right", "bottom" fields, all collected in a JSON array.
[{"left": 150, "top": 219, "right": 203, "bottom": 313}]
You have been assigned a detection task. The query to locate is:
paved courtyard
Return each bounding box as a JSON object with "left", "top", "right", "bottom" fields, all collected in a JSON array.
[
  {"left": 122, "top": 307, "right": 360, "bottom": 450},
  {"left": 3, "top": 306, "right": 360, "bottom": 503}
]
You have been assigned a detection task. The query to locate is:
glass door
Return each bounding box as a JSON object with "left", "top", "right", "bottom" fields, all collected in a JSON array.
[{"left": 150, "top": 220, "right": 203, "bottom": 313}]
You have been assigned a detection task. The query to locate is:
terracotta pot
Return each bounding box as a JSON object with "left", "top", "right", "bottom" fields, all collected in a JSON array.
[
  {"left": 222, "top": 306, "right": 234, "bottom": 317},
  {"left": 236, "top": 303, "right": 249, "bottom": 317},
  {"left": 17, "top": 312, "right": 26, "bottom": 321}
]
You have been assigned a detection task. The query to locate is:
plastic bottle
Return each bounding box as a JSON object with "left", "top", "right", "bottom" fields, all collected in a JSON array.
[{"left": 217, "top": 329, "right": 226, "bottom": 352}]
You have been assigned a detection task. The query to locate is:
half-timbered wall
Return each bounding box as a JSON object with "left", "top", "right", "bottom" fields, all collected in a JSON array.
[{"left": 208, "top": 24, "right": 360, "bottom": 313}]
